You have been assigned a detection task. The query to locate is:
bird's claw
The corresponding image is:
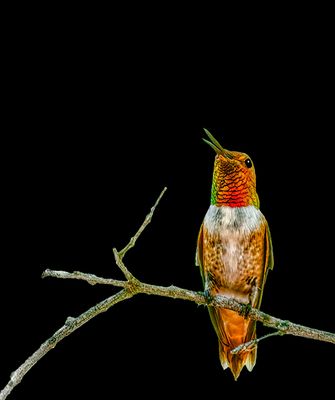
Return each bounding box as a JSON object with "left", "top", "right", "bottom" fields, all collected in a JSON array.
[
  {"left": 203, "top": 289, "right": 214, "bottom": 306},
  {"left": 239, "top": 303, "right": 252, "bottom": 318}
]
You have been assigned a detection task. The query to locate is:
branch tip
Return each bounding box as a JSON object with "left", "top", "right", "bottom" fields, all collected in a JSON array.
[
  {"left": 41, "top": 269, "right": 50, "bottom": 279},
  {"left": 118, "top": 186, "right": 167, "bottom": 257},
  {"left": 231, "top": 331, "right": 283, "bottom": 355}
]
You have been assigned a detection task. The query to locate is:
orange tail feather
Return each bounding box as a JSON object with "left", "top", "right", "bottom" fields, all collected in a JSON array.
[
  {"left": 210, "top": 308, "right": 257, "bottom": 380},
  {"left": 219, "top": 336, "right": 257, "bottom": 380}
]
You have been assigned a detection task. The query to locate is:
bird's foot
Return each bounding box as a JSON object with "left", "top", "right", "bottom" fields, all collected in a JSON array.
[
  {"left": 239, "top": 302, "right": 252, "bottom": 318},
  {"left": 203, "top": 289, "right": 214, "bottom": 306}
]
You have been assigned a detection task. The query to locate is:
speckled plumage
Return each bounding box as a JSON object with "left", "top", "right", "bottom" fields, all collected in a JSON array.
[{"left": 196, "top": 130, "right": 274, "bottom": 380}]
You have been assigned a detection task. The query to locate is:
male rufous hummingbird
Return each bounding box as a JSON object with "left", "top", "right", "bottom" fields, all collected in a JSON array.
[{"left": 196, "top": 129, "right": 274, "bottom": 380}]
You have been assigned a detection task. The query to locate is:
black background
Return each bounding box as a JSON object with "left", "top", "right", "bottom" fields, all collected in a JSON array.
[{"left": 1, "top": 7, "right": 334, "bottom": 399}]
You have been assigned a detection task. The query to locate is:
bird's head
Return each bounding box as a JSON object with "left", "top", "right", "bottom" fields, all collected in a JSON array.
[{"left": 203, "top": 129, "right": 259, "bottom": 208}]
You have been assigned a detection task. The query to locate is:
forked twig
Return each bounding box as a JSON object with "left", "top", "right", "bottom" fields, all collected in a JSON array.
[{"left": 1, "top": 187, "right": 334, "bottom": 400}]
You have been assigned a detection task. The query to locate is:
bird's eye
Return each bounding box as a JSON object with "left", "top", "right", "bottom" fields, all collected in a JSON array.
[{"left": 245, "top": 158, "right": 252, "bottom": 168}]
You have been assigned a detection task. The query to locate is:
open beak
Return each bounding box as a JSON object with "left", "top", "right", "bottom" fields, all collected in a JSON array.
[{"left": 203, "top": 128, "right": 233, "bottom": 159}]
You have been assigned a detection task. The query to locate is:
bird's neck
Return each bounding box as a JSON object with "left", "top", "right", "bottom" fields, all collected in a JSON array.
[{"left": 210, "top": 174, "right": 259, "bottom": 208}]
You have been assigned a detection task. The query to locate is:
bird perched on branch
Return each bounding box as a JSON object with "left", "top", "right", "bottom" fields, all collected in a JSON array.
[{"left": 196, "top": 129, "right": 274, "bottom": 380}]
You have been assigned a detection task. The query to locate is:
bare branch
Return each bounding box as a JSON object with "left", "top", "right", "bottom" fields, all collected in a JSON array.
[
  {"left": 111, "top": 187, "right": 168, "bottom": 282},
  {"left": 118, "top": 186, "right": 167, "bottom": 259},
  {"left": 0, "top": 186, "right": 168, "bottom": 400},
  {"left": 0, "top": 289, "right": 132, "bottom": 400},
  {"left": 1, "top": 186, "right": 334, "bottom": 399},
  {"left": 42, "top": 269, "right": 127, "bottom": 288},
  {"left": 41, "top": 271, "right": 335, "bottom": 345},
  {"left": 37, "top": 269, "right": 335, "bottom": 346},
  {"left": 113, "top": 247, "right": 135, "bottom": 281},
  {"left": 231, "top": 331, "right": 283, "bottom": 354}
]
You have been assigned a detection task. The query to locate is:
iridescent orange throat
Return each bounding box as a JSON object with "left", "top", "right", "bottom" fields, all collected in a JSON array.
[{"left": 210, "top": 160, "right": 259, "bottom": 208}]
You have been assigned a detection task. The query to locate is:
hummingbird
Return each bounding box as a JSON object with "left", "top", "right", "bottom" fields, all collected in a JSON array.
[{"left": 196, "top": 129, "right": 274, "bottom": 380}]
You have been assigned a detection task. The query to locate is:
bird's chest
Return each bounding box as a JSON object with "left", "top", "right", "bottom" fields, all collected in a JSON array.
[{"left": 203, "top": 205, "right": 265, "bottom": 292}]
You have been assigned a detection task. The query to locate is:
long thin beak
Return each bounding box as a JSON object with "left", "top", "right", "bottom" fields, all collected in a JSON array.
[{"left": 202, "top": 128, "right": 233, "bottom": 159}]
